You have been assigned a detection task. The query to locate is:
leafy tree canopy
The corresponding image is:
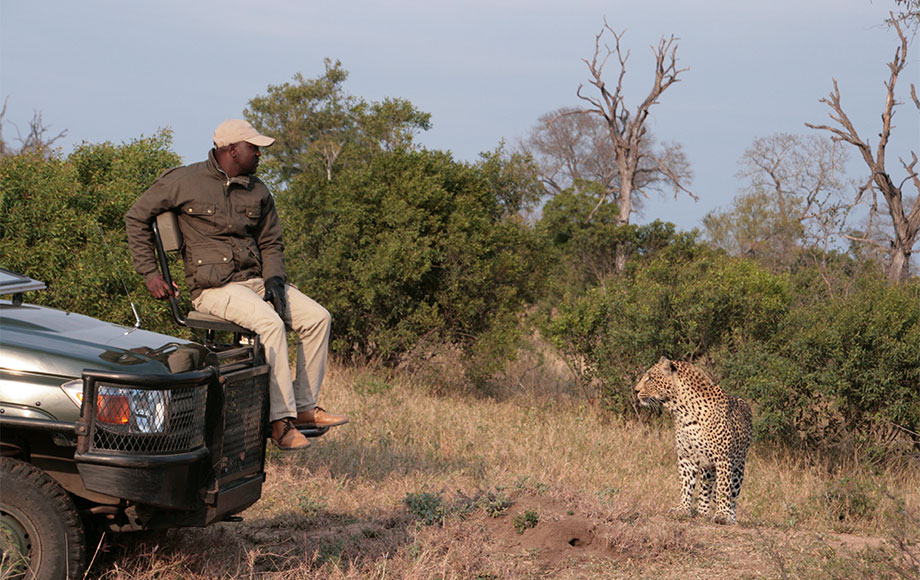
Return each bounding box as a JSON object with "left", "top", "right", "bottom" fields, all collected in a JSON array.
[
  {"left": 0, "top": 130, "right": 184, "bottom": 330},
  {"left": 277, "top": 145, "right": 545, "bottom": 374},
  {"left": 245, "top": 59, "right": 432, "bottom": 187}
]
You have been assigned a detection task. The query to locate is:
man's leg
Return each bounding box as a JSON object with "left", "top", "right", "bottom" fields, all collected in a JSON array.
[
  {"left": 192, "top": 280, "right": 309, "bottom": 449},
  {"left": 284, "top": 284, "right": 348, "bottom": 428}
]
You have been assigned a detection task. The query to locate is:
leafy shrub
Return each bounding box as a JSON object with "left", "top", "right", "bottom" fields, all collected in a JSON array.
[
  {"left": 537, "top": 187, "right": 700, "bottom": 293},
  {"left": 723, "top": 275, "right": 920, "bottom": 453},
  {"left": 512, "top": 509, "right": 539, "bottom": 534},
  {"left": 477, "top": 490, "right": 512, "bottom": 518},
  {"left": 545, "top": 249, "right": 790, "bottom": 413},
  {"left": 0, "top": 132, "right": 184, "bottom": 332},
  {"left": 403, "top": 490, "right": 446, "bottom": 526},
  {"left": 819, "top": 476, "right": 881, "bottom": 533},
  {"left": 278, "top": 146, "right": 545, "bottom": 377}
]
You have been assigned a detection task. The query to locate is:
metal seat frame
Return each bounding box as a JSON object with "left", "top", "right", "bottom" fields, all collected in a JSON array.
[{"left": 151, "top": 212, "right": 262, "bottom": 362}]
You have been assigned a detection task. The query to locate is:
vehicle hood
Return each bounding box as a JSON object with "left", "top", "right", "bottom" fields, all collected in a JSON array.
[{"left": 0, "top": 301, "right": 210, "bottom": 379}]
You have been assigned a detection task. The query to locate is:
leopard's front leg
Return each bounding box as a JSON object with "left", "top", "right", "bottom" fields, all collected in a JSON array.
[
  {"left": 669, "top": 454, "right": 699, "bottom": 519},
  {"left": 696, "top": 465, "right": 716, "bottom": 517}
]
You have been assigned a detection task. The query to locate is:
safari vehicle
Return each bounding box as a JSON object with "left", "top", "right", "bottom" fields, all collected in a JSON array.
[{"left": 0, "top": 258, "right": 276, "bottom": 580}]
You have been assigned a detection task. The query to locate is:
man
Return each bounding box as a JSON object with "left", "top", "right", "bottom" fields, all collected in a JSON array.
[{"left": 125, "top": 119, "right": 347, "bottom": 450}]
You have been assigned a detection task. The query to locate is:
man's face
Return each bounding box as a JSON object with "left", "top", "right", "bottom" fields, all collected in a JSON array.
[{"left": 232, "top": 141, "right": 261, "bottom": 175}]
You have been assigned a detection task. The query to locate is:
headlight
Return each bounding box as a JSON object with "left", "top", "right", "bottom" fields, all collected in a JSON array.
[
  {"left": 61, "top": 379, "right": 84, "bottom": 407},
  {"left": 60, "top": 379, "right": 168, "bottom": 434}
]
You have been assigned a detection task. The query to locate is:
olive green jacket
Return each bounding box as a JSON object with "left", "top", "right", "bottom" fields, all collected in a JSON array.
[{"left": 125, "top": 150, "right": 285, "bottom": 299}]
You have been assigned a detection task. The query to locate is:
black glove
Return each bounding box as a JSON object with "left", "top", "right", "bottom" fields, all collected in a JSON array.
[{"left": 264, "top": 276, "right": 287, "bottom": 318}]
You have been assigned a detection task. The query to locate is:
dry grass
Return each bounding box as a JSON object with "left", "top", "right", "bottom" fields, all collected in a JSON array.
[{"left": 85, "top": 355, "right": 920, "bottom": 579}]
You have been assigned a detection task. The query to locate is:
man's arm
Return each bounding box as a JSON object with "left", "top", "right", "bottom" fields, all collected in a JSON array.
[
  {"left": 255, "top": 190, "right": 286, "bottom": 282},
  {"left": 125, "top": 169, "right": 180, "bottom": 298}
]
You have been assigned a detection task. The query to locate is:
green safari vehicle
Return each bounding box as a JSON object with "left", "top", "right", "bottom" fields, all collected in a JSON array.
[{"left": 0, "top": 268, "right": 271, "bottom": 579}]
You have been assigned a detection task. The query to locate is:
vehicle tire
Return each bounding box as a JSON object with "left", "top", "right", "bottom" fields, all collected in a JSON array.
[{"left": 0, "top": 457, "right": 86, "bottom": 580}]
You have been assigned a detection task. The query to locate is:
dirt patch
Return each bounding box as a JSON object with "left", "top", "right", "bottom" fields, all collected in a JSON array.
[
  {"left": 87, "top": 491, "right": 906, "bottom": 579},
  {"left": 467, "top": 493, "right": 697, "bottom": 574},
  {"left": 445, "top": 493, "right": 906, "bottom": 579}
]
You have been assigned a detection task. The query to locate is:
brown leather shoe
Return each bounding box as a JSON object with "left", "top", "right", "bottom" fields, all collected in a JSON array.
[
  {"left": 295, "top": 406, "right": 349, "bottom": 429},
  {"left": 271, "top": 418, "right": 311, "bottom": 450}
]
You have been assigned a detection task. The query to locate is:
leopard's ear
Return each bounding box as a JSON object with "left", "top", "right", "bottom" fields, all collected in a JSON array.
[
  {"left": 665, "top": 358, "right": 678, "bottom": 374},
  {"left": 658, "top": 356, "right": 669, "bottom": 365}
]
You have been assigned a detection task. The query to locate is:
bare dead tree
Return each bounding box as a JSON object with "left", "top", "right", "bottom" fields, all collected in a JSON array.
[
  {"left": 0, "top": 98, "right": 9, "bottom": 157},
  {"left": 806, "top": 18, "right": 920, "bottom": 283},
  {"left": 521, "top": 105, "right": 690, "bottom": 227},
  {"left": 573, "top": 21, "right": 695, "bottom": 229},
  {"left": 0, "top": 98, "right": 67, "bottom": 158},
  {"left": 522, "top": 107, "right": 617, "bottom": 197},
  {"left": 705, "top": 133, "right": 863, "bottom": 290},
  {"left": 889, "top": 0, "right": 920, "bottom": 31}
]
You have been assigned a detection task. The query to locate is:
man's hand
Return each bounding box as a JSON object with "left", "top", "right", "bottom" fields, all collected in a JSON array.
[
  {"left": 264, "top": 276, "right": 287, "bottom": 317},
  {"left": 146, "top": 275, "right": 178, "bottom": 300}
]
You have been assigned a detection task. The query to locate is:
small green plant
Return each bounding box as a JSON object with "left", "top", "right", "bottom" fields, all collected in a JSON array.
[
  {"left": 512, "top": 475, "right": 549, "bottom": 495},
  {"left": 403, "top": 490, "right": 446, "bottom": 526},
  {"left": 512, "top": 510, "right": 539, "bottom": 534},
  {"left": 595, "top": 485, "right": 621, "bottom": 503},
  {"left": 354, "top": 376, "right": 393, "bottom": 395},
  {"left": 297, "top": 494, "right": 327, "bottom": 517},
  {"left": 316, "top": 538, "right": 346, "bottom": 567},
  {"left": 477, "top": 490, "right": 512, "bottom": 518}
]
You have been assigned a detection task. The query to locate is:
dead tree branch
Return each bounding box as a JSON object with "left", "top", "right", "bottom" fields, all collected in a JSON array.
[
  {"left": 806, "top": 16, "right": 920, "bottom": 282},
  {"left": 575, "top": 20, "right": 693, "bottom": 227}
]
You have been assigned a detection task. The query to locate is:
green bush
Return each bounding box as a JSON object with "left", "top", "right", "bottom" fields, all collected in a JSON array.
[
  {"left": 403, "top": 490, "right": 446, "bottom": 526},
  {"left": 723, "top": 275, "right": 920, "bottom": 452},
  {"left": 278, "top": 146, "right": 545, "bottom": 376},
  {"left": 537, "top": 187, "right": 699, "bottom": 293},
  {"left": 0, "top": 132, "right": 183, "bottom": 332},
  {"left": 545, "top": 250, "right": 790, "bottom": 413}
]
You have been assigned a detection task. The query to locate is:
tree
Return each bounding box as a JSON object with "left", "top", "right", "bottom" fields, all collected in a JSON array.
[
  {"left": 545, "top": 248, "right": 789, "bottom": 414},
  {"left": 521, "top": 106, "right": 690, "bottom": 222},
  {"left": 572, "top": 20, "right": 695, "bottom": 230},
  {"left": 806, "top": 19, "right": 920, "bottom": 283},
  {"left": 245, "top": 59, "right": 431, "bottom": 186},
  {"left": 0, "top": 99, "right": 67, "bottom": 158},
  {"left": 277, "top": 146, "right": 544, "bottom": 375},
  {"left": 891, "top": 0, "right": 919, "bottom": 30},
  {"left": 522, "top": 107, "right": 617, "bottom": 198},
  {"left": 704, "top": 133, "right": 853, "bottom": 274},
  {"left": 724, "top": 275, "right": 920, "bottom": 452},
  {"left": 537, "top": 185, "right": 697, "bottom": 291},
  {"left": 0, "top": 130, "right": 183, "bottom": 330}
]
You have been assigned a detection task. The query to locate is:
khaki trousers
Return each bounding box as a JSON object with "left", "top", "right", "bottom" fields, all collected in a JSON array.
[{"left": 192, "top": 278, "right": 331, "bottom": 422}]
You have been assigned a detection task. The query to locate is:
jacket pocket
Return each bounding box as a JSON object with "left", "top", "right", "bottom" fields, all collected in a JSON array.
[
  {"left": 184, "top": 203, "right": 218, "bottom": 217},
  {"left": 238, "top": 204, "right": 262, "bottom": 235},
  {"left": 240, "top": 204, "right": 261, "bottom": 220},
  {"left": 189, "top": 242, "right": 234, "bottom": 289},
  {"left": 182, "top": 203, "right": 221, "bottom": 235}
]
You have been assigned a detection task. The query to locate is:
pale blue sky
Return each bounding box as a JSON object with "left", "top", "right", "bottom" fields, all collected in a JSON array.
[{"left": 1, "top": 0, "right": 916, "bottom": 231}]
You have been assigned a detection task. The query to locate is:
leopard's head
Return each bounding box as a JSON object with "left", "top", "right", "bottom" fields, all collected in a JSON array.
[{"left": 634, "top": 357, "right": 679, "bottom": 408}]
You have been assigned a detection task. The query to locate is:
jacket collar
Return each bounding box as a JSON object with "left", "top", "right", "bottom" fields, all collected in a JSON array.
[{"left": 207, "top": 148, "right": 253, "bottom": 188}]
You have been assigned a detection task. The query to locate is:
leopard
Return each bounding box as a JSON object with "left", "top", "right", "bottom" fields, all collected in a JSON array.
[{"left": 634, "top": 357, "right": 752, "bottom": 525}]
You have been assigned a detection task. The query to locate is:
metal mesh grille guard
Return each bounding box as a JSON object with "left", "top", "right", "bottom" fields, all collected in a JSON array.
[
  {"left": 81, "top": 368, "right": 217, "bottom": 456},
  {"left": 91, "top": 382, "right": 207, "bottom": 453},
  {"left": 220, "top": 370, "right": 267, "bottom": 478},
  {"left": 78, "top": 364, "right": 269, "bottom": 486}
]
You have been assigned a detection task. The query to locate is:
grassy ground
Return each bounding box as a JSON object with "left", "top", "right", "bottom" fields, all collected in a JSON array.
[{"left": 85, "top": 355, "right": 919, "bottom": 579}]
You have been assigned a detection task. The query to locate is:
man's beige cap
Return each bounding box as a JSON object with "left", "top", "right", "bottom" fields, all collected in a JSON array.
[{"left": 213, "top": 119, "right": 275, "bottom": 148}]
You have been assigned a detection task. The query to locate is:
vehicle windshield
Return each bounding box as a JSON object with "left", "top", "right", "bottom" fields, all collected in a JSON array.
[{"left": 0, "top": 268, "right": 46, "bottom": 296}]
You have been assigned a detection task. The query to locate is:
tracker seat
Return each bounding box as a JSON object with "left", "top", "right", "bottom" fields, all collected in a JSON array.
[{"left": 151, "top": 211, "right": 259, "bottom": 355}]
